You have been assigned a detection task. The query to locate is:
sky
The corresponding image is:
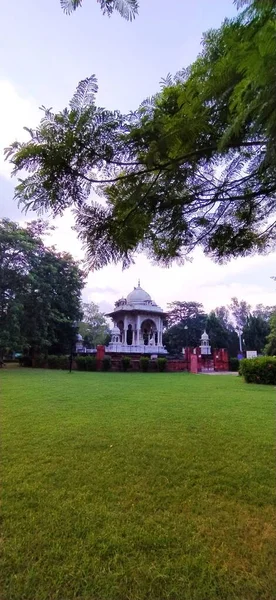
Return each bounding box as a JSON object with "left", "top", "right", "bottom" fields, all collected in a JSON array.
[{"left": 1, "top": 0, "right": 275, "bottom": 315}]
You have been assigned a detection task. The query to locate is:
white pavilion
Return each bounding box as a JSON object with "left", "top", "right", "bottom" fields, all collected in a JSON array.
[{"left": 106, "top": 281, "right": 167, "bottom": 354}]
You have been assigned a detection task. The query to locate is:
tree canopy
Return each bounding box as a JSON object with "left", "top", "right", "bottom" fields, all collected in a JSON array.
[
  {"left": 6, "top": 0, "right": 276, "bottom": 270},
  {"left": 60, "top": 0, "right": 138, "bottom": 21},
  {"left": 79, "top": 301, "right": 110, "bottom": 347},
  {"left": 0, "top": 219, "right": 84, "bottom": 358}
]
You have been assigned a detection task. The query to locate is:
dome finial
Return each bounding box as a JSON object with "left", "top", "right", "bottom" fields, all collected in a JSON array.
[{"left": 138, "top": 278, "right": 140, "bottom": 287}]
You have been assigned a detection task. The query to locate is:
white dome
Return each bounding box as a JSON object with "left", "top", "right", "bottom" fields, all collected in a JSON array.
[
  {"left": 127, "top": 282, "right": 151, "bottom": 304},
  {"left": 111, "top": 326, "right": 121, "bottom": 335},
  {"left": 201, "top": 330, "right": 209, "bottom": 341}
]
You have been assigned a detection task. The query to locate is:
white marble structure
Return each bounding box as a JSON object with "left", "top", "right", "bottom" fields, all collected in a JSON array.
[
  {"left": 200, "top": 330, "right": 211, "bottom": 355},
  {"left": 106, "top": 281, "right": 167, "bottom": 354}
]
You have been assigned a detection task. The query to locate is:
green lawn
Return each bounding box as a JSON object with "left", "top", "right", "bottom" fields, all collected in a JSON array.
[{"left": 1, "top": 369, "right": 275, "bottom": 600}]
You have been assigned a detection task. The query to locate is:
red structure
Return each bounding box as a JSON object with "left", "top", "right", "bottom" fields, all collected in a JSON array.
[{"left": 94, "top": 345, "right": 228, "bottom": 373}]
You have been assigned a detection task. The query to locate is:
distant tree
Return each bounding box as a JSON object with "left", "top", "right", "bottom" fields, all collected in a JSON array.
[
  {"left": 214, "top": 306, "right": 231, "bottom": 329},
  {"left": 264, "top": 314, "right": 276, "bottom": 356},
  {"left": 0, "top": 219, "right": 83, "bottom": 358},
  {"left": 243, "top": 314, "right": 270, "bottom": 354},
  {"left": 229, "top": 297, "right": 251, "bottom": 331},
  {"left": 206, "top": 311, "right": 229, "bottom": 350},
  {"left": 167, "top": 301, "right": 206, "bottom": 327},
  {"left": 164, "top": 302, "right": 207, "bottom": 354},
  {"left": 60, "top": 0, "right": 138, "bottom": 20},
  {"left": 79, "top": 302, "right": 110, "bottom": 347},
  {"left": 252, "top": 304, "right": 275, "bottom": 321}
]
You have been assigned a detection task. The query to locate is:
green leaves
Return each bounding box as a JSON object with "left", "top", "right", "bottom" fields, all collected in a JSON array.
[
  {"left": 69, "top": 75, "right": 98, "bottom": 113},
  {"left": 60, "top": 0, "right": 139, "bottom": 20},
  {"left": 0, "top": 219, "right": 84, "bottom": 356},
  {"left": 7, "top": 0, "right": 276, "bottom": 269}
]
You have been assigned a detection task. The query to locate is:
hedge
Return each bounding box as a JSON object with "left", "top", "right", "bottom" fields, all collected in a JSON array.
[
  {"left": 157, "top": 358, "right": 167, "bottom": 372},
  {"left": 239, "top": 356, "right": 276, "bottom": 384},
  {"left": 48, "top": 355, "right": 69, "bottom": 370},
  {"left": 121, "top": 357, "right": 131, "bottom": 371},
  {"left": 229, "top": 357, "right": 240, "bottom": 372},
  {"left": 140, "top": 357, "right": 149, "bottom": 372}
]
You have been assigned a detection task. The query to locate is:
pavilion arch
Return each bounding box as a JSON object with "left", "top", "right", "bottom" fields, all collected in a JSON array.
[{"left": 141, "top": 318, "right": 158, "bottom": 345}]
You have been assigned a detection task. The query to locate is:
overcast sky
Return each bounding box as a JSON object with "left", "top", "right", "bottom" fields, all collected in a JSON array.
[{"left": 1, "top": 0, "right": 275, "bottom": 314}]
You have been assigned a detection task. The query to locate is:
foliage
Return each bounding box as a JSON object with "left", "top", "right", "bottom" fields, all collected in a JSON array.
[
  {"left": 75, "top": 355, "right": 97, "bottom": 371},
  {"left": 1, "top": 369, "right": 275, "bottom": 600},
  {"left": 229, "top": 357, "right": 240, "bottom": 371},
  {"left": 85, "top": 355, "right": 97, "bottom": 371},
  {"left": 60, "top": 0, "right": 138, "bottom": 21},
  {"left": 243, "top": 314, "right": 270, "bottom": 353},
  {"left": 48, "top": 355, "right": 70, "bottom": 369},
  {"left": 229, "top": 297, "right": 251, "bottom": 331},
  {"left": 140, "top": 356, "right": 149, "bottom": 372},
  {"left": 264, "top": 314, "right": 276, "bottom": 356},
  {"left": 76, "top": 356, "right": 87, "bottom": 371},
  {"left": 239, "top": 356, "right": 276, "bottom": 384},
  {"left": 121, "top": 356, "right": 131, "bottom": 371},
  {"left": 164, "top": 302, "right": 207, "bottom": 354},
  {"left": 0, "top": 219, "right": 84, "bottom": 358},
  {"left": 157, "top": 357, "right": 167, "bottom": 372},
  {"left": 6, "top": 1, "right": 276, "bottom": 269},
  {"left": 79, "top": 302, "right": 110, "bottom": 348},
  {"left": 102, "top": 355, "right": 111, "bottom": 371},
  {"left": 206, "top": 312, "right": 229, "bottom": 350},
  {"left": 19, "top": 355, "right": 32, "bottom": 367}
]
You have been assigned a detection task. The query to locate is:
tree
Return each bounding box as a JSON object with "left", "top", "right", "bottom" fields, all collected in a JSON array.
[
  {"left": 164, "top": 301, "right": 207, "bottom": 354},
  {"left": 243, "top": 314, "right": 270, "bottom": 353},
  {"left": 206, "top": 311, "right": 229, "bottom": 350},
  {"left": 0, "top": 219, "right": 84, "bottom": 358},
  {"left": 229, "top": 297, "right": 251, "bottom": 331},
  {"left": 6, "top": 0, "right": 276, "bottom": 270},
  {"left": 264, "top": 314, "right": 276, "bottom": 356},
  {"left": 60, "top": 0, "right": 138, "bottom": 20},
  {"left": 79, "top": 302, "right": 110, "bottom": 347}
]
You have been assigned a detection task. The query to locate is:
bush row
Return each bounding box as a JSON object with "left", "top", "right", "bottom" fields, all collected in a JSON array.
[
  {"left": 239, "top": 356, "right": 276, "bottom": 384},
  {"left": 19, "top": 354, "right": 168, "bottom": 372},
  {"left": 229, "top": 357, "right": 240, "bottom": 372}
]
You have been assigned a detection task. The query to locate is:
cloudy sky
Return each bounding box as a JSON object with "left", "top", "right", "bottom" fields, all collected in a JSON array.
[{"left": 1, "top": 0, "right": 275, "bottom": 314}]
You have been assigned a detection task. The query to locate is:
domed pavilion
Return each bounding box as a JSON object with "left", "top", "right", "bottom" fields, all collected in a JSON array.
[{"left": 106, "top": 281, "right": 167, "bottom": 354}]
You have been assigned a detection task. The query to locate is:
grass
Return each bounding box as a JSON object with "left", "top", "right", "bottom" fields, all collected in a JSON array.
[{"left": 0, "top": 369, "right": 275, "bottom": 600}]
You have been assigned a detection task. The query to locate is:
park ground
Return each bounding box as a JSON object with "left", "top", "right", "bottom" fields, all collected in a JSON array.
[{"left": 0, "top": 369, "right": 275, "bottom": 600}]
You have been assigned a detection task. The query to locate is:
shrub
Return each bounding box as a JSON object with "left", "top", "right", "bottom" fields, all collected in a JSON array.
[
  {"left": 229, "top": 357, "right": 240, "bottom": 372},
  {"left": 76, "top": 356, "right": 87, "bottom": 371},
  {"left": 121, "top": 357, "right": 131, "bottom": 372},
  {"left": 33, "top": 355, "right": 47, "bottom": 368},
  {"left": 102, "top": 356, "right": 111, "bottom": 371},
  {"left": 157, "top": 358, "right": 167, "bottom": 372},
  {"left": 85, "top": 356, "right": 97, "bottom": 371},
  {"left": 140, "top": 357, "right": 149, "bottom": 372},
  {"left": 240, "top": 356, "right": 276, "bottom": 385},
  {"left": 48, "top": 355, "right": 69, "bottom": 370},
  {"left": 19, "top": 355, "right": 32, "bottom": 367}
]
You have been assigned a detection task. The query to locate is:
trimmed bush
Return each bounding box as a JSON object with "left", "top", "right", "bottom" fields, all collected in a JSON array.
[
  {"left": 121, "top": 357, "right": 131, "bottom": 372},
  {"left": 229, "top": 357, "right": 240, "bottom": 372},
  {"left": 140, "top": 357, "right": 149, "bottom": 372},
  {"left": 102, "top": 356, "right": 111, "bottom": 371},
  {"left": 240, "top": 356, "right": 276, "bottom": 385},
  {"left": 76, "top": 356, "right": 87, "bottom": 371},
  {"left": 157, "top": 358, "right": 167, "bottom": 372},
  {"left": 33, "top": 355, "right": 47, "bottom": 368},
  {"left": 19, "top": 355, "right": 32, "bottom": 367},
  {"left": 85, "top": 356, "right": 97, "bottom": 371},
  {"left": 48, "top": 355, "right": 69, "bottom": 370}
]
